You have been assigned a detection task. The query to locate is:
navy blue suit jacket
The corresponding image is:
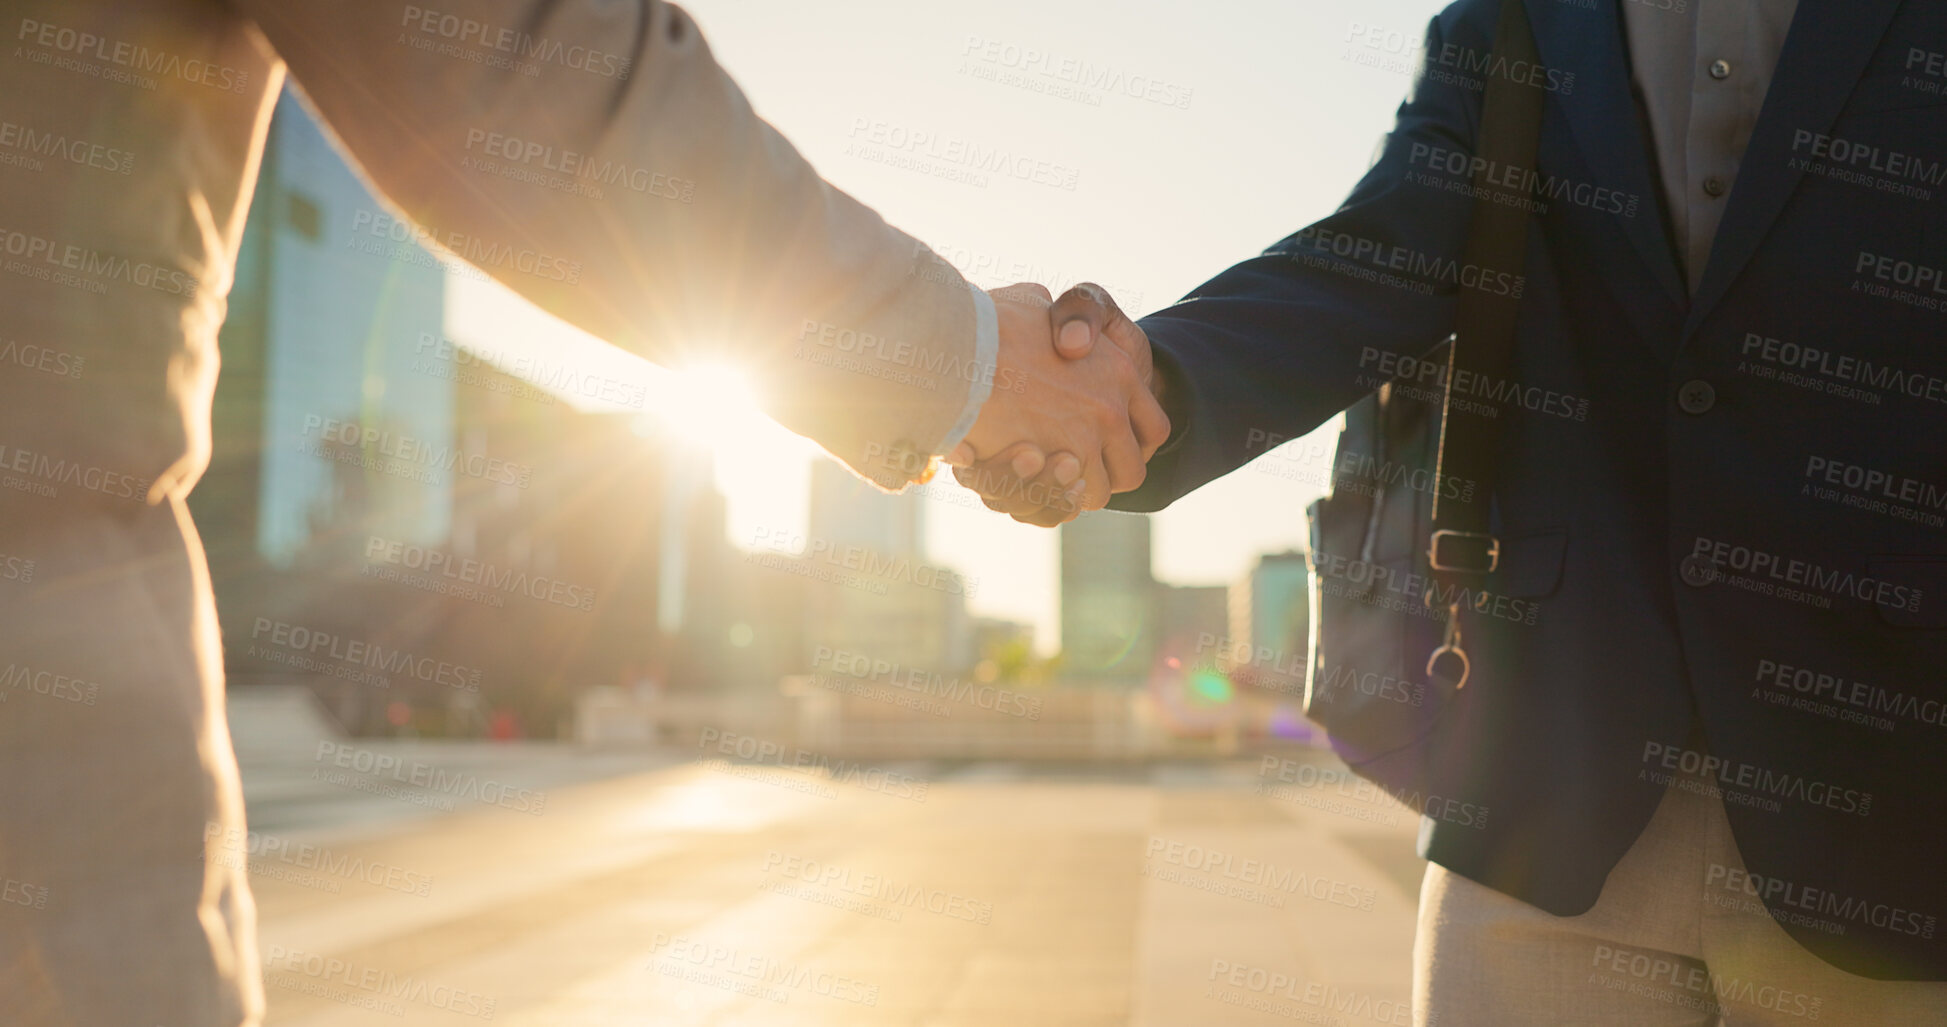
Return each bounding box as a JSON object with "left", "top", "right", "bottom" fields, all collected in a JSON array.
[{"left": 1112, "top": 0, "right": 1947, "bottom": 978}]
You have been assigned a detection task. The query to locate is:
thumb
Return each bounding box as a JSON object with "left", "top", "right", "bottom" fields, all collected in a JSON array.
[{"left": 1049, "top": 282, "right": 1120, "bottom": 359}]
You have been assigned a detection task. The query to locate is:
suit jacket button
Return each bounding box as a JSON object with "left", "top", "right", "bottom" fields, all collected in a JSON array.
[
  {"left": 1680, "top": 554, "right": 1718, "bottom": 588},
  {"left": 1677, "top": 379, "right": 1716, "bottom": 414}
]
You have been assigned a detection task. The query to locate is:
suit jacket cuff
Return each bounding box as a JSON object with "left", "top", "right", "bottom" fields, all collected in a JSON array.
[{"left": 1108, "top": 321, "right": 1198, "bottom": 512}]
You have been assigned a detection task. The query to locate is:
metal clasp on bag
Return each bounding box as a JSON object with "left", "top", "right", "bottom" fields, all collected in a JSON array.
[
  {"left": 1427, "top": 529, "right": 1500, "bottom": 573},
  {"left": 1425, "top": 600, "right": 1471, "bottom": 690}
]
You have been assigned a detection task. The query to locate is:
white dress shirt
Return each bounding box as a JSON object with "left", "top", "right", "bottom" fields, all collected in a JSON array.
[{"left": 1623, "top": 0, "right": 1802, "bottom": 292}]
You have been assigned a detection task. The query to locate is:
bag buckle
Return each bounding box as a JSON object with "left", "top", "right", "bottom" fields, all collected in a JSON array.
[
  {"left": 1426, "top": 601, "right": 1472, "bottom": 690},
  {"left": 1428, "top": 529, "right": 1500, "bottom": 573}
]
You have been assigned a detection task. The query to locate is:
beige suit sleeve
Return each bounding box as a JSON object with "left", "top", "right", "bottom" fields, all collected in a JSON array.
[{"left": 232, "top": 0, "right": 993, "bottom": 488}]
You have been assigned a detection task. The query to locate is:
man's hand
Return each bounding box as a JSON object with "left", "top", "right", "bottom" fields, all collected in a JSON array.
[
  {"left": 949, "top": 283, "right": 1163, "bottom": 526},
  {"left": 945, "top": 282, "right": 1167, "bottom": 515}
]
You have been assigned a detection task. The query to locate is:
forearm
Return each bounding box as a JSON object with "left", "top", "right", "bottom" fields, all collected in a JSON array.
[
  {"left": 1110, "top": 5, "right": 1497, "bottom": 511},
  {"left": 239, "top": 0, "right": 992, "bottom": 486}
]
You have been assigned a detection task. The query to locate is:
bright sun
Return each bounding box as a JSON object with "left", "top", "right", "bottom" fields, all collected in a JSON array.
[{"left": 645, "top": 362, "right": 814, "bottom": 466}]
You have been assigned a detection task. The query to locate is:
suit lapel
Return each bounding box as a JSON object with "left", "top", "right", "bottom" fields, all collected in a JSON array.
[
  {"left": 1679, "top": 0, "right": 1905, "bottom": 343},
  {"left": 1524, "top": 0, "right": 1687, "bottom": 323}
]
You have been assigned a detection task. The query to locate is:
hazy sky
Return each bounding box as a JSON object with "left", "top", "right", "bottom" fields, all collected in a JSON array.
[{"left": 448, "top": 0, "right": 1456, "bottom": 650}]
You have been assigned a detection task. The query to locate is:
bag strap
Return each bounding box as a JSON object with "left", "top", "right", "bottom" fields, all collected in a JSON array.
[{"left": 1423, "top": 0, "right": 1545, "bottom": 688}]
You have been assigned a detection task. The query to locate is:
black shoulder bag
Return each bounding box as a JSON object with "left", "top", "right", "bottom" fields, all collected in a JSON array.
[{"left": 1302, "top": 0, "right": 1545, "bottom": 799}]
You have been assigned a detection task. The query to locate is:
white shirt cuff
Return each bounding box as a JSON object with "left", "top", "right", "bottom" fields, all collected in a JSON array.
[{"left": 934, "top": 282, "right": 998, "bottom": 456}]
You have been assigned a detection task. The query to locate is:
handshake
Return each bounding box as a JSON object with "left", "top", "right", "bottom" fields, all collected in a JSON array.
[{"left": 944, "top": 283, "right": 1167, "bottom": 527}]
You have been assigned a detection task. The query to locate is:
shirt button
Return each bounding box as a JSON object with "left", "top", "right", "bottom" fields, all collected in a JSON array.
[
  {"left": 1709, "top": 59, "right": 1733, "bottom": 80},
  {"left": 1703, "top": 177, "right": 1727, "bottom": 197},
  {"left": 1680, "top": 554, "right": 1719, "bottom": 588},
  {"left": 1677, "top": 379, "right": 1716, "bottom": 414}
]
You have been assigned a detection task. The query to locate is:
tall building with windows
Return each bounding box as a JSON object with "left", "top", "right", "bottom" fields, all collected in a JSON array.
[
  {"left": 194, "top": 90, "right": 451, "bottom": 591},
  {"left": 798, "top": 460, "right": 969, "bottom": 674},
  {"left": 192, "top": 90, "right": 734, "bottom": 736},
  {"left": 257, "top": 91, "right": 454, "bottom": 566}
]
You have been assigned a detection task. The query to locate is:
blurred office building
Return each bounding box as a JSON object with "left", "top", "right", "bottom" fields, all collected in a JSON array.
[
  {"left": 191, "top": 90, "right": 738, "bottom": 738},
  {"left": 793, "top": 461, "right": 972, "bottom": 675},
  {"left": 1059, "top": 510, "right": 1157, "bottom": 684}
]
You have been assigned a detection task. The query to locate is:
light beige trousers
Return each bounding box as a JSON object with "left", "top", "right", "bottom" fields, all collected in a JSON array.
[
  {"left": 1413, "top": 767, "right": 1944, "bottom": 1025},
  {"left": 0, "top": 496, "right": 261, "bottom": 1026}
]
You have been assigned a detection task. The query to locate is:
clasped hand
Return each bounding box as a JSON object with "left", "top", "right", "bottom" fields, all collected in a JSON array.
[{"left": 945, "top": 283, "right": 1164, "bottom": 527}]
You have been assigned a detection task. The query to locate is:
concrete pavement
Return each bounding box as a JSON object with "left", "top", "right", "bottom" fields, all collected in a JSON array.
[{"left": 233, "top": 724, "right": 1424, "bottom": 1026}]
